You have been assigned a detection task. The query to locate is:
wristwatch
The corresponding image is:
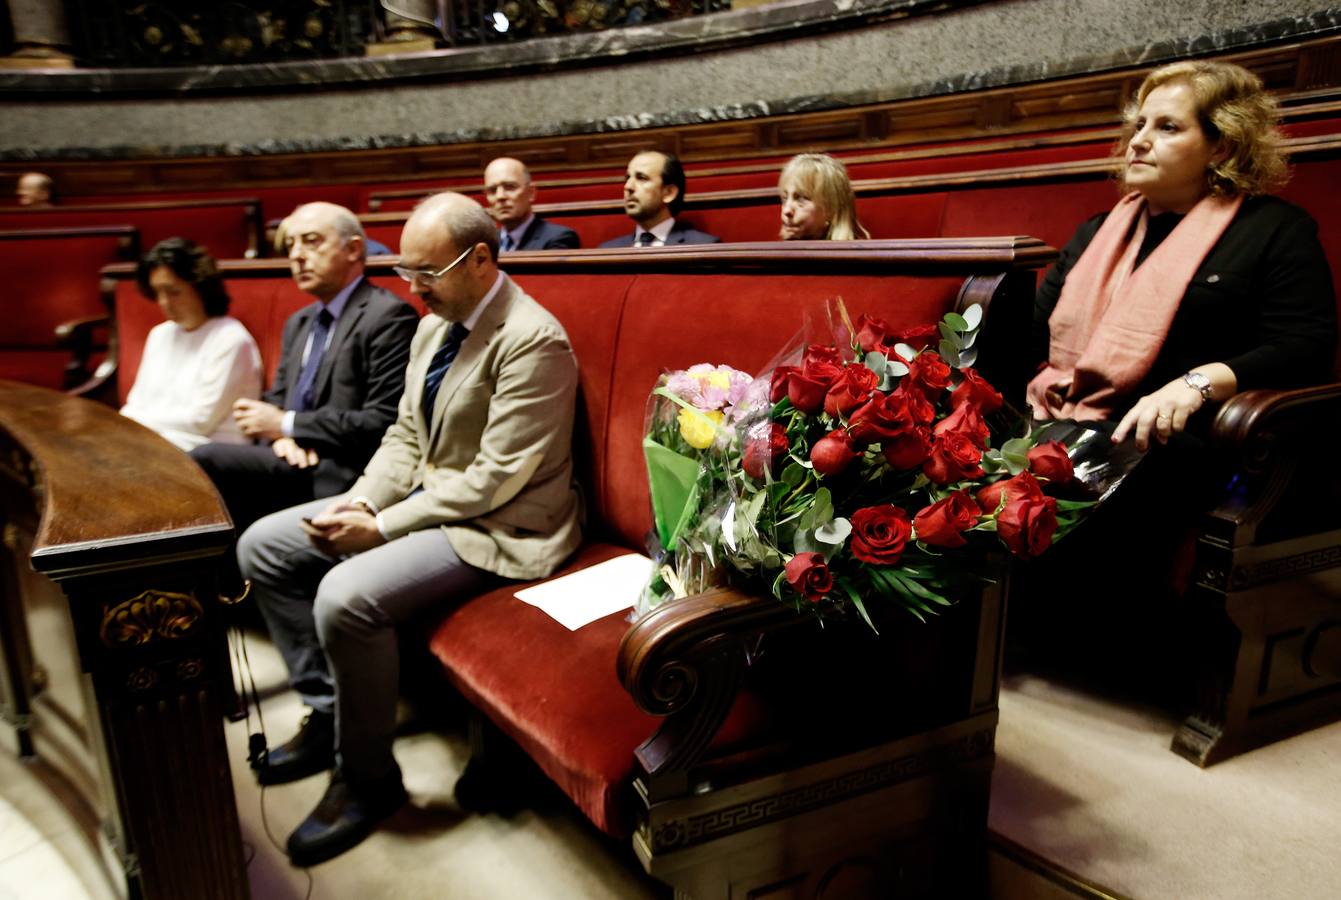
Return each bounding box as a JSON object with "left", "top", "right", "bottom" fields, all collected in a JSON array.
[{"left": 1182, "top": 371, "right": 1214, "bottom": 401}]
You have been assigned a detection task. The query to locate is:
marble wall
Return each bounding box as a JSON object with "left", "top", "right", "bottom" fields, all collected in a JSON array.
[{"left": 2, "top": 0, "right": 1338, "bottom": 160}]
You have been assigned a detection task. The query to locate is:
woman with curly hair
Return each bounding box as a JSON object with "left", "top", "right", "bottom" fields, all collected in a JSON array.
[
  {"left": 120, "top": 237, "right": 262, "bottom": 451},
  {"left": 778, "top": 153, "right": 870, "bottom": 241},
  {"left": 1029, "top": 60, "right": 1335, "bottom": 448}
]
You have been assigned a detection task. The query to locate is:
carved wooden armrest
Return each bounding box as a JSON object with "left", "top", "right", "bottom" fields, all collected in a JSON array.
[
  {"left": 617, "top": 586, "right": 805, "bottom": 784},
  {"left": 1212, "top": 382, "right": 1341, "bottom": 463},
  {"left": 54, "top": 314, "right": 110, "bottom": 345}
]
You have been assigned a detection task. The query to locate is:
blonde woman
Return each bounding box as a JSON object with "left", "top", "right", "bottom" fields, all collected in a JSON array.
[
  {"left": 1029, "top": 60, "right": 1335, "bottom": 450},
  {"left": 778, "top": 153, "right": 869, "bottom": 241}
]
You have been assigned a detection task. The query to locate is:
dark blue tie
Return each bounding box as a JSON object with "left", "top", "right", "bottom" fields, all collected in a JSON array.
[
  {"left": 289, "top": 308, "right": 333, "bottom": 412},
  {"left": 422, "top": 322, "right": 470, "bottom": 419},
  {"left": 500, "top": 231, "right": 515, "bottom": 252},
  {"left": 637, "top": 231, "right": 655, "bottom": 246}
]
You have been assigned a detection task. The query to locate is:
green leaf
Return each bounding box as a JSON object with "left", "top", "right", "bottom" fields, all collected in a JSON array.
[
  {"left": 938, "top": 322, "right": 964, "bottom": 350},
  {"left": 891, "top": 571, "right": 953, "bottom": 606},
  {"left": 865, "top": 351, "right": 887, "bottom": 376},
  {"left": 961, "top": 304, "right": 983, "bottom": 330},
  {"left": 781, "top": 462, "right": 807, "bottom": 488},
  {"left": 939, "top": 340, "right": 961, "bottom": 367},
  {"left": 892, "top": 343, "right": 917, "bottom": 362},
  {"left": 815, "top": 517, "right": 851, "bottom": 547},
  {"left": 943, "top": 311, "right": 968, "bottom": 332},
  {"left": 841, "top": 580, "right": 880, "bottom": 635}
]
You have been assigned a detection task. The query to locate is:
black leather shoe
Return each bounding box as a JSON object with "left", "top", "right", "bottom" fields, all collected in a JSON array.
[
  {"left": 253, "top": 710, "right": 335, "bottom": 786},
  {"left": 286, "top": 766, "right": 408, "bottom": 867}
]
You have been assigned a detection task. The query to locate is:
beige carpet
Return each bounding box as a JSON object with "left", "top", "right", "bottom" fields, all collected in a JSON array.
[
  {"left": 225, "top": 631, "right": 665, "bottom": 900},
  {"left": 991, "top": 673, "right": 1341, "bottom": 900}
]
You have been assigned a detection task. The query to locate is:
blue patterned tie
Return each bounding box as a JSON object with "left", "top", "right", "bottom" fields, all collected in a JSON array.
[
  {"left": 422, "top": 322, "right": 470, "bottom": 419},
  {"left": 637, "top": 231, "right": 655, "bottom": 247},
  {"left": 289, "top": 308, "right": 333, "bottom": 412},
  {"left": 500, "top": 231, "right": 515, "bottom": 252}
]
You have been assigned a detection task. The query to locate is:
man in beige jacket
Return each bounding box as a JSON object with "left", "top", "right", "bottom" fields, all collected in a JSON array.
[{"left": 238, "top": 192, "right": 581, "bottom": 867}]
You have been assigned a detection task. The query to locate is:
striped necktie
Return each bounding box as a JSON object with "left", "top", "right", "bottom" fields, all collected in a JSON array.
[{"left": 422, "top": 322, "right": 470, "bottom": 419}]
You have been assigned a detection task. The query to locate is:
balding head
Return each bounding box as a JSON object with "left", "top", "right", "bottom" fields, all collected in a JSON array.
[
  {"left": 483, "top": 157, "right": 536, "bottom": 230},
  {"left": 16, "top": 172, "right": 52, "bottom": 207},
  {"left": 399, "top": 192, "right": 500, "bottom": 321},
  {"left": 281, "top": 202, "right": 367, "bottom": 301}
]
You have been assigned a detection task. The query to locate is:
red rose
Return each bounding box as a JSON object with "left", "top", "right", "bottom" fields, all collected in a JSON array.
[
  {"left": 882, "top": 426, "right": 933, "bottom": 470},
  {"left": 898, "top": 323, "right": 940, "bottom": 352},
  {"left": 848, "top": 392, "right": 915, "bottom": 446},
  {"left": 769, "top": 365, "right": 799, "bottom": 403},
  {"left": 933, "top": 403, "right": 990, "bottom": 448},
  {"left": 787, "top": 373, "right": 828, "bottom": 414},
  {"left": 975, "top": 471, "right": 1044, "bottom": 515},
  {"left": 893, "top": 383, "right": 935, "bottom": 426},
  {"left": 922, "top": 431, "right": 985, "bottom": 484},
  {"left": 810, "top": 429, "right": 859, "bottom": 477},
  {"left": 785, "top": 552, "right": 833, "bottom": 602},
  {"left": 997, "top": 492, "right": 1059, "bottom": 558},
  {"left": 855, "top": 313, "right": 896, "bottom": 354},
  {"left": 913, "top": 491, "right": 980, "bottom": 548},
  {"left": 1027, "top": 440, "right": 1075, "bottom": 483},
  {"left": 850, "top": 504, "right": 913, "bottom": 565},
  {"left": 908, "top": 352, "right": 952, "bottom": 396},
  {"left": 951, "top": 367, "right": 1004, "bottom": 413},
  {"left": 801, "top": 345, "right": 844, "bottom": 387},
  {"left": 742, "top": 422, "right": 790, "bottom": 480},
  {"left": 824, "top": 365, "right": 879, "bottom": 417}
]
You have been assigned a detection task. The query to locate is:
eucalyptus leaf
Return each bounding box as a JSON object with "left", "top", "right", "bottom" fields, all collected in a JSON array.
[
  {"left": 794, "top": 529, "right": 819, "bottom": 555},
  {"left": 781, "top": 462, "right": 807, "bottom": 488},
  {"left": 815, "top": 517, "right": 852, "bottom": 546},
  {"left": 939, "top": 340, "right": 961, "bottom": 366},
  {"left": 938, "top": 322, "right": 964, "bottom": 350},
  {"left": 958, "top": 346, "right": 978, "bottom": 367},
  {"left": 1001, "top": 437, "right": 1032, "bottom": 456},
  {"left": 886, "top": 359, "right": 910, "bottom": 377},
  {"left": 943, "top": 312, "right": 968, "bottom": 332},
  {"left": 893, "top": 342, "right": 917, "bottom": 362},
  {"left": 865, "top": 351, "right": 887, "bottom": 376},
  {"left": 962, "top": 304, "right": 983, "bottom": 330}
]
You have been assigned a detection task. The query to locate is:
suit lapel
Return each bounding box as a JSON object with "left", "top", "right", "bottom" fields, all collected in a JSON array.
[
  {"left": 515, "top": 218, "right": 537, "bottom": 250},
  {"left": 311, "top": 278, "right": 368, "bottom": 406},
  {"left": 427, "top": 277, "right": 516, "bottom": 447},
  {"left": 666, "top": 221, "right": 686, "bottom": 244}
]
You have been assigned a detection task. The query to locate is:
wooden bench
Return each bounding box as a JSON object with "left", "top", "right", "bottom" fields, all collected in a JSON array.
[
  {"left": 94, "top": 240, "right": 1047, "bottom": 896},
  {"left": 0, "top": 196, "right": 265, "bottom": 260},
  {"left": 0, "top": 225, "right": 138, "bottom": 390}
]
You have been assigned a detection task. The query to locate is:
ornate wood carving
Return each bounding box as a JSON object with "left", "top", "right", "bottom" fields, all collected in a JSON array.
[{"left": 99, "top": 588, "right": 204, "bottom": 647}]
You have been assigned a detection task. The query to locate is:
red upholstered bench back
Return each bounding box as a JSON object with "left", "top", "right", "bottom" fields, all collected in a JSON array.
[
  {"left": 0, "top": 198, "right": 263, "bottom": 260},
  {"left": 0, "top": 226, "right": 138, "bottom": 389}
]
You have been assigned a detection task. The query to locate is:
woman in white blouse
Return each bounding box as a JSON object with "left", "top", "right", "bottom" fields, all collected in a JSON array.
[{"left": 120, "top": 238, "right": 262, "bottom": 451}]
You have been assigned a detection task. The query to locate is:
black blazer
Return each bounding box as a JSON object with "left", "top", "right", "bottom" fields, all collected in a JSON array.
[
  {"left": 1035, "top": 195, "right": 1337, "bottom": 409},
  {"left": 598, "top": 218, "right": 721, "bottom": 248},
  {"left": 264, "top": 276, "right": 419, "bottom": 492},
  {"left": 512, "top": 216, "right": 580, "bottom": 250}
]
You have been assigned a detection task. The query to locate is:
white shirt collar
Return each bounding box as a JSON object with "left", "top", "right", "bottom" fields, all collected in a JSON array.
[
  {"left": 461, "top": 272, "right": 505, "bottom": 331},
  {"left": 635, "top": 217, "right": 676, "bottom": 246}
]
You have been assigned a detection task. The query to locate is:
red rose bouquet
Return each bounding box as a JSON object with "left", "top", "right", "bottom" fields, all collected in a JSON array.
[{"left": 640, "top": 300, "right": 1123, "bottom": 628}]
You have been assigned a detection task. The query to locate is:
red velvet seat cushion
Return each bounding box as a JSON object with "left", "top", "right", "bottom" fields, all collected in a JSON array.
[{"left": 428, "top": 543, "right": 658, "bottom": 835}]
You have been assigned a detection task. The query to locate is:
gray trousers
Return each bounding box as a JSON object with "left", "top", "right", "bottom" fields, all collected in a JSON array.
[{"left": 237, "top": 496, "right": 495, "bottom": 780}]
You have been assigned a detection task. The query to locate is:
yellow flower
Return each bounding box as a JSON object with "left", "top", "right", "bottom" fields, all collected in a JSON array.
[
  {"left": 703, "top": 370, "right": 731, "bottom": 391},
  {"left": 678, "top": 408, "right": 724, "bottom": 449}
]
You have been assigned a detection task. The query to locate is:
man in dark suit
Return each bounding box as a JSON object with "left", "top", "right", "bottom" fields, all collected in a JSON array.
[
  {"left": 598, "top": 150, "right": 720, "bottom": 247},
  {"left": 191, "top": 202, "right": 419, "bottom": 537},
  {"left": 484, "top": 156, "right": 580, "bottom": 251}
]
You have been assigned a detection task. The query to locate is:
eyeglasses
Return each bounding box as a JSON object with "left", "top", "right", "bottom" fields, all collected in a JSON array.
[{"left": 393, "top": 245, "right": 472, "bottom": 284}]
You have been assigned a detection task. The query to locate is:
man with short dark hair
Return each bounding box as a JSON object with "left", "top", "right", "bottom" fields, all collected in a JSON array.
[
  {"left": 238, "top": 192, "right": 581, "bottom": 866},
  {"left": 483, "top": 156, "right": 579, "bottom": 250},
  {"left": 190, "top": 201, "right": 418, "bottom": 535},
  {"left": 15, "top": 172, "right": 53, "bottom": 207},
  {"left": 599, "top": 150, "right": 719, "bottom": 247}
]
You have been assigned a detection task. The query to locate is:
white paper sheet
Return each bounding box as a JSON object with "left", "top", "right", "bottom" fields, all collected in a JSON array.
[{"left": 514, "top": 553, "right": 653, "bottom": 631}]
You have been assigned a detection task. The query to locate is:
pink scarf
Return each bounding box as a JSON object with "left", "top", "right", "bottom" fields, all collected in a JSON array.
[{"left": 1027, "top": 191, "right": 1243, "bottom": 421}]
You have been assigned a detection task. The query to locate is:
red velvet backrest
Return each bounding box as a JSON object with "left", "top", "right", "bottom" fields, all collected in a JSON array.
[
  {"left": 3, "top": 229, "right": 134, "bottom": 345},
  {"left": 0, "top": 204, "right": 256, "bottom": 259}
]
